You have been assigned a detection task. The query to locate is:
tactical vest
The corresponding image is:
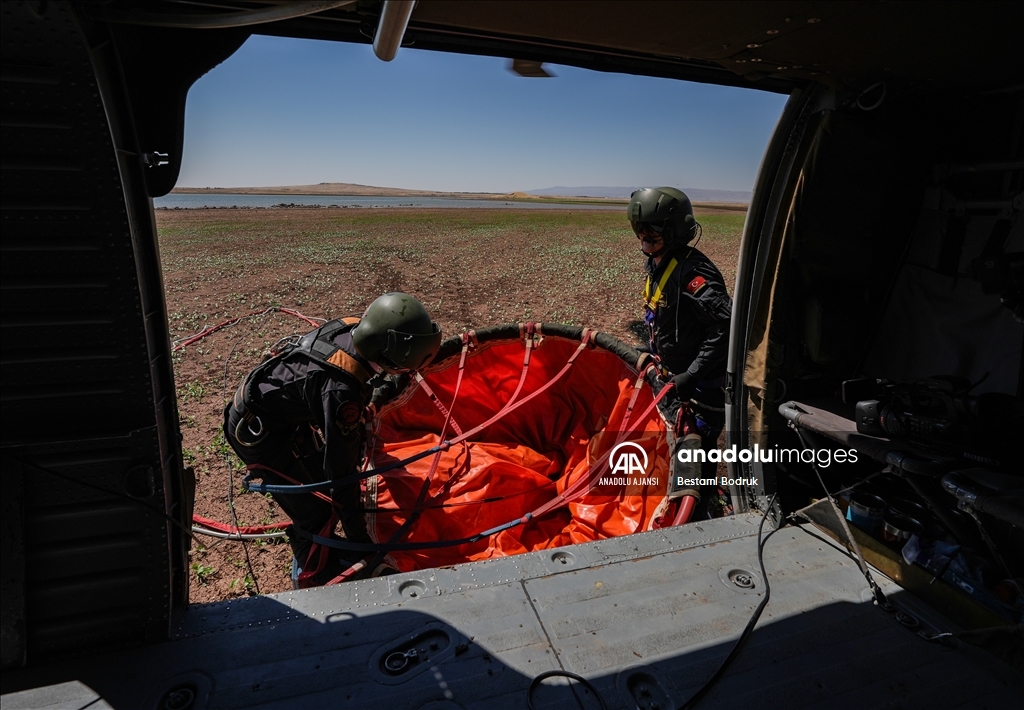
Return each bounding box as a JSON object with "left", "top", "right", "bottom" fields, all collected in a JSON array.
[
  {"left": 236, "top": 318, "right": 373, "bottom": 418},
  {"left": 282, "top": 317, "right": 372, "bottom": 385}
]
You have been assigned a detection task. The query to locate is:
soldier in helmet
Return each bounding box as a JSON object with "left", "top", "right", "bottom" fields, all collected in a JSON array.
[
  {"left": 224, "top": 292, "right": 442, "bottom": 586},
  {"left": 628, "top": 187, "right": 733, "bottom": 519}
]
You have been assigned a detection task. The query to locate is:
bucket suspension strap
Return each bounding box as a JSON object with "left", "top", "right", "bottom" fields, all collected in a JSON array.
[
  {"left": 415, "top": 373, "right": 466, "bottom": 437},
  {"left": 508, "top": 322, "right": 538, "bottom": 406},
  {"left": 620, "top": 362, "right": 660, "bottom": 432},
  {"left": 355, "top": 331, "right": 477, "bottom": 575},
  {"left": 296, "top": 514, "right": 337, "bottom": 586},
  {"left": 244, "top": 330, "right": 596, "bottom": 496},
  {"left": 530, "top": 380, "right": 677, "bottom": 517}
]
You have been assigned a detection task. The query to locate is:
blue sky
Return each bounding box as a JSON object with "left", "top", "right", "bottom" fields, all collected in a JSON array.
[{"left": 178, "top": 35, "right": 790, "bottom": 193}]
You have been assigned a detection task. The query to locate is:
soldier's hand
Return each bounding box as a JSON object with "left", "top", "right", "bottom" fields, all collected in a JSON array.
[{"left": 670, "top": 372, "right": 696, "bottom": 401}]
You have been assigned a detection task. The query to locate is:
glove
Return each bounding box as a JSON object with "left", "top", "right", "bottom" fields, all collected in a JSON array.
[{"left": 669, "top": 372, "right": 696, "bottom": 401}]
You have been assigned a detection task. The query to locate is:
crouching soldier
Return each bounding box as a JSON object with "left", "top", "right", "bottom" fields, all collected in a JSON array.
[
  {"left": 224, "top": 292, "right": 442, "bottom": 586},
  {"left": 628, "top": 187, "right": 733, "bottom": 520}
]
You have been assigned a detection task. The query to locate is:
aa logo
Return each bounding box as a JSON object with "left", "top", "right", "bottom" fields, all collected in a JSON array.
[{"left": 608, "top": 441, "right": 649, "bottom": 476}]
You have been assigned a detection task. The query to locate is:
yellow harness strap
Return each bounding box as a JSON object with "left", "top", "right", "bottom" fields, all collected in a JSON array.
[{"left": 643, "top": 257, "right": 678, "bottom": 311}]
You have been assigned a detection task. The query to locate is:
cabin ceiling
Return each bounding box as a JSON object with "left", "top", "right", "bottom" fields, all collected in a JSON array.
[{"left": 85, "top": 0, "right": 1024, "bottom": 93}]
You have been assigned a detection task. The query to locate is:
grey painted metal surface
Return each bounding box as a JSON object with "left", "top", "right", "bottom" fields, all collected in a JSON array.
[{"left": 2, "top": 513, "right": 1019, "bottom": 708}]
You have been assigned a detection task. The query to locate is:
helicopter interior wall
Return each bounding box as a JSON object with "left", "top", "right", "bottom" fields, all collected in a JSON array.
[
  {"left": 766, "top": 91, "right": 1022, "bottom": 409},
  {"left": 763, "top": 104, "right": 925, "bottom": 407},
  {"left": 860, "top": 95, "right": 1024, "bottom": 397},
  {"left": 738, "top": 89, "right": 1022, "bottom": 512},
  {"left": 862, "top": 214, "right": 1022, "bottom": 395}
]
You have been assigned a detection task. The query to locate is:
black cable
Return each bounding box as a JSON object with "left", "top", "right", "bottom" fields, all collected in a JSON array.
[
  {"left": 4, "top": 452, "right": 200, "bottom": 546},
  {"left": 292, "top": 512, "right": 534, "bottom": 553},
  {"left": 244, "top": 445, "right": 441, "bottom": 493},
  {"left": 527, "top": 670, "right": 608, "bottom": 710},
  {"left": 791, "top": 424, "right": 888, "bottom": 607},
  {"left": 221, "top": 312, "right": 271, "bottom": 596},
  {"left": 679, "top": 492, "right": 779, "bottom": 710}
]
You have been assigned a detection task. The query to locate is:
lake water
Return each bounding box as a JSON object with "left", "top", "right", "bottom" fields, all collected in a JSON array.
[{"left": 155, "top": 194, "right": 623, "bottom": 210}]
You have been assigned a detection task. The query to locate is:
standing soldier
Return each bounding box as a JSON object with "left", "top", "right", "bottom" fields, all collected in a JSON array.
[
  {"left": 224, "top": 292, "right": 442, "bottom": 586},
  {"left": 628, "top": 187, "right": 733, "bottom": 519}
]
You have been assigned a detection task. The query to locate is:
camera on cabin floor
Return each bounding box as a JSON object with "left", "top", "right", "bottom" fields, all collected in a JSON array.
[{"left": 847, "top": 376, "right": 1021, "bottom": 468}]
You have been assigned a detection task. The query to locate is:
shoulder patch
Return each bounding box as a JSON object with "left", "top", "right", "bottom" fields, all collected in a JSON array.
[
  {"left": 686, "top": 275, "right": 708, "bottom": 295},
  {"left": 337, "top": 402, "right": 361, "bottom": 427}
]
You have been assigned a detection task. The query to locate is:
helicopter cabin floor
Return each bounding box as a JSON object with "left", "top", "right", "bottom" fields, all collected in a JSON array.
[{"left": 2, "top": 512, "right": 1019, "bottom": 709}]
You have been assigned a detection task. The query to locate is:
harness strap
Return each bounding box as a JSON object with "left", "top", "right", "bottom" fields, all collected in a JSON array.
[
  {"left": 643, "top": 257, "right": 679, "bottom": 310},
  {"left": 325, "top": 348, "right": 372, "bottom": 384}
]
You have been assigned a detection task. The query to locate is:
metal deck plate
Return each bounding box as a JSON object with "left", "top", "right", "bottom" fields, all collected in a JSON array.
[{"left": 3, "top": 513, "right": 1019, "bottom": 709}]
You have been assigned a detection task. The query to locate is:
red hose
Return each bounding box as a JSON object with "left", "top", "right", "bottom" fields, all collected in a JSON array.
[
  {"left": 192, "top": 513, "right": 290, "bottom": 535},
  {"left": 671, "top": 495, "right": 697, "bottom": 526}
]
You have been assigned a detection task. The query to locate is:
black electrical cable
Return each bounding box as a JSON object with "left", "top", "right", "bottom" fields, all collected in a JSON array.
[
  {"left": 244, "top": 445, "right": 441, "bottom": 494},
  {"left": 220, "top": 311, "right": 277, "bottom": 596},
  {"left": 4, "top": 452, "right": 201, "bottom": 546},
  {"left": 527, "top": 670, "right": 608, "bottom": 710},
  {"left": 291, "top": 512, "right": 534, "bottom": 553},
  {"left": 679, "top": 492, "right": 779, "bottom": 710},
  {"left": 791, "top": 424, "right": 889, "bottom": 608}
]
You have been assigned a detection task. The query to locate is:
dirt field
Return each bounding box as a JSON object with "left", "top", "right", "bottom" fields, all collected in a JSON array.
[{"left": 157, "top": 206, "right": 745, "bottom": 603}]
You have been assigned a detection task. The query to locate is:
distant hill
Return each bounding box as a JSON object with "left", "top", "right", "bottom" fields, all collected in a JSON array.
[
  {"left": 170, "top": 182, "right": 748, "bottom": 206},
  {"left": 527, "top": 186, "right": 752, "bottom": 203},
  {"left": 171, "top": 182, "right": 505, "bottom": 198}
]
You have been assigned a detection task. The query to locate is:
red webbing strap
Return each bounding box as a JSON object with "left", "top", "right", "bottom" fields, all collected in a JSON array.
[
  {"left": 620, "top": 363, "right": 658, "bottom": 432},
  {"left": 529, "top": 381, "right": 676, "bottom": 518},
  {"left": 424, "top": 336, "right": 476, "bottom": 505},
  {"left": 192, "top": 514, "right": 289, "bottom": 535},
  {"left": 172, "top": 306, "right": 322, "bottom": 351},
  {"left": 353, "top": 334, "right": 475, "bottom": 577},
  {"left": 325, "top": 557, "right": 368, "bottom": 585},
  {"left": 507, "top": 322, "right": 536, "bottom": 406},
  {"left": 415, "top": 374, "right": 465, "bottom": 437},
  {"left": 427, "top": 334, "right": 470, "bottom": 478},
  {"left": 443, "top": 332, "right": 593, "bottom": 450},
  {"left": 278, "top": 307, "right": 324, "bottom": 328},
  {"left": 297, "top": 515, "right": 336, "bottom": 585}
]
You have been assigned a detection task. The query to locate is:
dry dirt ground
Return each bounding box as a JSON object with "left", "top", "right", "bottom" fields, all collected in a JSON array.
[{"left": 157, "top": 206, "right": 745, "bottom": 603}]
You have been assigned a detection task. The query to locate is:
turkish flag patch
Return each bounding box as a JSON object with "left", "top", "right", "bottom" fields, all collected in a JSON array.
[
  {"left": 686, "top": 275, "right": 708, "bottom": 295},
  {"left": 338, "top": 402, "right": 361, "bottom": 426}
]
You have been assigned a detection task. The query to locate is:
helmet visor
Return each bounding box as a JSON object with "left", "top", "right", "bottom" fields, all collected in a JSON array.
[
  {"left": 633, "top": 221, "right": 666, "bottom": 239},
  {"left": 383, "top": 323, "right": 443, "bottom": 370}
]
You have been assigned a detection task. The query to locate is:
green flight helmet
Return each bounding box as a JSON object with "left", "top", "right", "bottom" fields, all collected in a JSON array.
[
  {"left": 351, "top": 292, "right": 442, "bottom": 371},
  {"left": 627, "top": 187, "right": 697, "bottom": 246}
]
